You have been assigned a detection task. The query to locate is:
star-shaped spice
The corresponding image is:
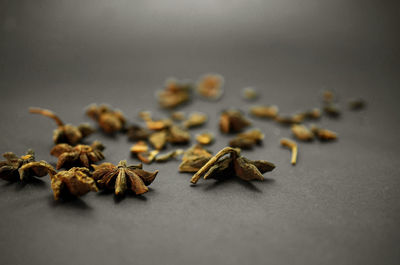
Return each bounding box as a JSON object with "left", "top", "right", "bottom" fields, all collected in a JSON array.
[
  {"left": 29, "top": 107, "right": 94, "bottom": 145},
  {"left": 190, "top": 147, "right": 275, "bottom": 184},
  {"left": 229, "top": 129, "right": 264, "bottom": 149},
  {"left": 179, "top": 144, "right": 212, "bottom": 173},
  {"left": 50, "top": 167, "right": 98, "bottom": 200},
  {"left": 50, "top": 141, "right": 105, "bottom": 169},
  {"left": 92, "top": 160, "right": 158, "bottom": 196},
  {"left": 0, "top": 149, "right": 56, "bottom": 181},
  {"left": 86, "top": 104, "right": 126, "bottom": 134}
]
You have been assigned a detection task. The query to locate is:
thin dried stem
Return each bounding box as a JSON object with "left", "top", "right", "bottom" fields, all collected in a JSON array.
[
  {"left": 29, "top": 107, "right": 64, "bottom": 127},
  {"left": 190, "top": 147, "right": 240, "bottom": 184},
  {"left": 280, "top": 138, "right": 298, "bottom": 165}
]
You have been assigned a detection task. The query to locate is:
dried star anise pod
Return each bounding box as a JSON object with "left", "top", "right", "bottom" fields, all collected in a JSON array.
[
  {"left": 127, "top": 124, "right": 151, "bottom": 141},
  {"left": 179, "top": 144, "right": 212, "bottom": 173},
  {"left": 291, "top": 124, "right": 314, "bottom": 141},
  {"left": 29, "top": 107, "right": 94, "bottom": 145},
  {"left": 0, "top": 149, "right": 56, "bottom": 181},
  {"left": 92, "top": 160, "right": 158, "bottom": 196},
  {"left": 50, "top": 167, "right": 98, "bottom": 200},
  {"left": 219, "top": 109, "right": 251, "bottom": 133},
  {"left": 183, "top": 112, "right": 208, "bottom": 129},
  {"left": 249, "top": 105, "right": 279, "bottom": 119},
  {"left": 86, "top": 104, "right": 126, "bottom": 134},
  {"left": 157, "top": 78, "right": 192, "bottom": 109},
  {"left": 229, "top": 129, "right": 264, "bottom": 149},
  {"left": 311, "top": 125, "right": 338, "bottom": 141},
  {"left": 196, "top": 74, "right": 224, "bottom": 100},
  {"left": 167, "top": 125, "right": 191, "bottom": 144},
  {"left": 190, "top": 147, "right": 275, "bottom": 184},
  {"left": 50, "top": 141, "right": 105, "bottom": 169}
]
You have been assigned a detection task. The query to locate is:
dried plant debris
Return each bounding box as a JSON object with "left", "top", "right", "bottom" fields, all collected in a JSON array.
[
  {"left": 183, "top": 112, "right": 208, "bottom": 129},
  {"left": 50, "top": 141, "right": 105, "bottom": 169},
  {"left": 229, "top": 129, "right": 264, "bottom": 149},
  {"left": 291, "top": 124, "right": 314, "bottom": 141},
  {"left": 0, "top": 149, "right": 56, "bottom": 181},
  {"left": 196, "top": 132, "right": 214, "bottom": 145},
  {"left": 171, "top": 111, "right": 186, "bottom": 121},
  {"left": 280, "top": 138, "right": 298, "bottom": 165},
  {"left": 323, "top": 104, "right": 341, "bottom": 117},
  {"left": 196, "top": 74, "right": 224, "bottom": 100},
  {"left": 157, "top": 78, "right": 192, "bottom": 109},
  {"left": 149, "top": 130, "right": 168, "bottom": 150},
  {"left": 127, "top": 125, "right": 151, "bottom": 141},
  {"left": 348, "top": 98, "right": 366, "bottom": 110},
  {"left": 250, "top": 105, "right": 279, "bottom": 119},
  {"left": 190, "top": 147, "right": 275, "bottom": 184},
  {"left": 219, "top": 109, "right": 251, "bottom": 133},
  {"left": 275, "top": 113, "right": 304, "bottom": 125},
  {"left": 139, "top": 111, "right": 173, "bottom": 131},
  {"left": 310, "top": 125, "right": 337, "bottom": 141},
  {"left": 322, "top": 90, "right": 335, "bottom": 103},
  {"left": 179, "top": 144, "right": 212, "bottom": 173},
  {"left": 130, "top": 141, "right": 149, "bottom": 154},
  {"left": 167, "top": 125, "right": 191, "bottom": 144},
  {"left": 298, "top": 108, "right": 321, "bottom": 120},
  {"left": 130, "top": 141, "right": 159, "bottom": 164},
  {"left": 29, "top": 107, "right": 94, "bottom": 145},
  {"left": 50, "top": 167, "right": 98, "bottom": 200},
  {"left": 92, "top": 160, "right": 158, "bottom": 196},
  {"left": 155, "top": 149, "right": 184, "bottom": 163},
  {"left": 86, "top": 104, "right": 126, "bottom": 134},
  {"left": 242, "top": 87, "right": 258, "bottom": 100}
]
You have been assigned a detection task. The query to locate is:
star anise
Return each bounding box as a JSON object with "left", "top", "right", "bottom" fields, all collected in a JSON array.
[
  {"left": 50, "top": 141, "right": 105, "bottom": 169},
  {"left": 92, "top": 160, "right": 158, "bottom": 196},
  {"left": 86, "top": 104, "right": 126, "bottom": 134},
  {"left": 229, "top": 129, "right": 264, "bottom": 149},
  {"left": 0, "top": 149, "right": 56, "bottom": 181},
  {"left": 179, "top": 144, "right": 212, "bottom": 173},
  {"left": 50, "top": 167, "right": 98, "bottom": 200},
  {"left": 190, "top": 147, "right": 275, "bottom": 184},
  {"left": 29, "top": 107, "right": 94, "bottom": 145},
  {"left": 219, "top": 109, "right": 251, "bottom": 133}
]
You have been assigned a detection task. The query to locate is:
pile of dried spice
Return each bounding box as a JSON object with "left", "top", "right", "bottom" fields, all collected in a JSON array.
[{"left": 0, "top": 73, "right": 366, "bottom": 205}]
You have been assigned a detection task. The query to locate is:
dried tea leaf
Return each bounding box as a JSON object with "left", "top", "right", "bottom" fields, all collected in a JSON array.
[
  {"left": 137, "top": 150, "right": 159, "bottom": 164},
  {"left": 155, "top": 149, "right": 184, "bottom": 162},
  {"left": 219, "top": 110, "right": 251, "bottom": 133},
  {"left": 157, "top": 78, "right": 191, "bottom": 109},
  {"left": 50, "top": 141, "right": 105, "bottom": 169},
  {"left": 196, "top": 132, "right": 214, "bottom": 145},
  {"left": 280, "top": 138, "right": 298, "bottom": 165},
  {"left": 242, "top": 158, "right": 275, "bottom": 174},
  {"left": 86, "top": 104, "right": 126, "bottom": 134},
  {"left": 291, "top": 124, "right": 314, "bottom": 141},
  {"left": 149, "top": 131, "right": 168, "bottom": 150},
  {"left": 29, "top": 108, "right": 94, "bottom": 145},
  {"left": 311, "top": 125, "right": 337, "bottom": 141},
  {"left": 242, "top": 87, "right": 258, "bottom": 100},
  {"left": 249, "top": 105, "right": 278, "bottom": 119},
  {"left": 92, "top": 160, "right": 158, "bottom": 196},
  {"left": 50, "top": 167, "right": 98, "bottom": 200},
  {"left": 167, "top": 125, "right": 191, "bottom": 144},
  {"left": 183, "top": 112, "right": 208, "bottom": 129},
  {"left": 196, "top": 74, "right": 224, "bottom": 100}
]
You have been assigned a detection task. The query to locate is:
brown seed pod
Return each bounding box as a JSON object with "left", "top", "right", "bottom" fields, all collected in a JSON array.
[
  {"left": 229, "top": 129, "right": 264, "bottom": 149},
  {"left": 29, "top": 107, "right": 94, "bottom": 145},
  {"left": 50, "top": 167, "right": 98, "bottom": 200},
  {"left": 219, "top": 110, "right": 251, "bottom": 133},
  {"left": 179, "top": 144, "right": 212, "bottom": 173},
  {"left": 92, "top": 160, "right": 158, "bottom": 196},
  {"left": 86, "top": 104, "right": 126, "bottom": 134}
]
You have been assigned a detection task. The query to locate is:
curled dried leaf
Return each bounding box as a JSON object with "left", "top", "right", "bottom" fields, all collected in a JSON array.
[
  {"left": 348, "top": 98, "right": 366, "bottom": 110},
  {"left": 127, "top": 125, "right": 150, "bottom": 141},
  {"left": 229, "top": 129, "right": 264, "bottom": 149},
  {"left": 130, "top": 141, "right": 149, "bottom": 154},
  {"left": 167, "top": 125, "right": 191, "bottom": 144}
]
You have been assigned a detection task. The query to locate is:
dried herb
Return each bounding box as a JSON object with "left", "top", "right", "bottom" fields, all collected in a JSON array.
[
  {"left": 302, "top": 108, "right": 321, "bottom": 120},
  {"left": 311, "top": 125, "right": 337, "bottom": 141},
  {"left": 137, "top": 150, "right": 159, "bottom": 164},
  {"left": 167, "top": 125, "right": 191, "bottom": 144},
  {"left": 130, "top": 141, "right": 149, "bottom": 154},
  {"left": 0, "top": 149, "right": 56, "bottom": 181},
  {"left": 280, "top": 138, "right": 298, "bottom": 165},
  {"left": 291, "top": 124, "right": 314, "bottom": 141},
  {"left": 171, "top": 111, "right": 186, "bottom": 121},
  {"left": 196, "top": 132, "right": 214, "bottom": 145},
  {"left": 242, "top": 87, "right": 258, "bottom": 100},
  {"left": 190, "top": 147, "right": 275, "bottom": 184},
  {"left": 183, "top": 112, "right": 208, "bottom": 129},
  {"left": 149, "top": 130, "right": 168, "bottom": 150},
  {"left": 249, "top": 105, "right": 279, "bottom": 119},
  {"left": 139, "top": 111, "right": 172, "bottom": 131},
  {"left": 323, "top": 104, "right": 341, "bottom": 117},
  {"left": 127, "top": 125, "right": 150, "bottom": 141},
  {"left": 179, "top": 144, "right": 212, "bottom": 173},
  {"left": 29, "top": 107, "right": 94, "bottom": 145},
  {"left": 157, "top": 78, "right": 191, "bottom": 109},
  {"left": 50, "top": 167, "right": 98, "bottom": 200},
  {"left": 196, "top": 74, "right": 224, "bottom": 100},
  {"left": 275, "top": 113, "right": 304, "bottom": 125},
  {"left": 92, "top": 160, "right": 158, "bottom": 196},
  {"left": 155, "top": 149, "right": 184, "bottom": 162},
  {"left": 348, "top": 98, "right": 366, "bottom": 110},
  {"left": 50, "top": 141, "right": 105, "bottom": 169},
  {"left": 86, "top": 104, "right": 126, "bottom": 134},
  {"left": 229, "top": 129, "right": 264, "bottom": 149},
  {"left": 219, "top": 109, "right": 251, "bottom": 133}
]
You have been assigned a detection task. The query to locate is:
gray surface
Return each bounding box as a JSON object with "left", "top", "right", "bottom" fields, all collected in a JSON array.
[{"left": 1, "top": 1, "right": 400, "bottom": 265}]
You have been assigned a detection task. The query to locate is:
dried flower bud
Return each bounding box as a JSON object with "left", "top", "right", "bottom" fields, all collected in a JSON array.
[
  {"left": 323, "top": 103, "right": 341, "bottom": 118},
  {"left": 229, "top": 129, "right": 264, "bottom": 149}
]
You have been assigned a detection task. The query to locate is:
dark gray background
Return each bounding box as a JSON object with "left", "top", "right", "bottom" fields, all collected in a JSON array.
[{"left": 0, "top": 1, "right": 399, "bottom": 264}]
